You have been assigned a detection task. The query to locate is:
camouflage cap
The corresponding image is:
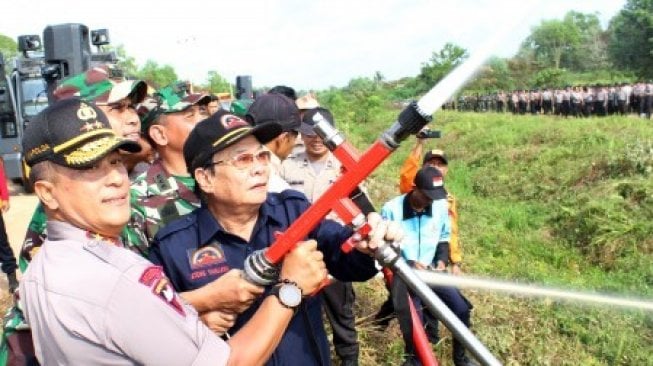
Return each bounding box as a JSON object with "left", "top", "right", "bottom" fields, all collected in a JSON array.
[
  {"left": 22, "top": 98, "right": 141, "bottom": 169},
  {"left": 53, "top": 65, "right": 148, "bottom": 106},
  {"left": 138, "top": 81, "right": 211, "bottom": 132},
  {"left": 229, "top": 99, "right": 253, "bottom": 117}
]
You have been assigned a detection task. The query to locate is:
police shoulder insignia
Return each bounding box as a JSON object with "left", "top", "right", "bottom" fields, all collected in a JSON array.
[{"left": 139, "top": 266, "right": 185, "bottom": 316}]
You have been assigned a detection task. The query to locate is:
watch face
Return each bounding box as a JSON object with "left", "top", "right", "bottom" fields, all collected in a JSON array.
[{"left": 279, "top": 284, "right": 302, "bottom": 308}]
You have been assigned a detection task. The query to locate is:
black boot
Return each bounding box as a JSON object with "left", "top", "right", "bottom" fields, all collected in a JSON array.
[
  {"left": 7, "top": 272, "right": 18, "bottom": 294},
  {"left": 340, "top": 357, "right": 358, "bottom": 366},
  {"left": 453, "top": 340, "right": 480, "bottom": 366}
]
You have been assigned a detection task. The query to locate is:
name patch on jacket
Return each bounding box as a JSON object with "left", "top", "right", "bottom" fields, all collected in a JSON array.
[{"left": 188, "top": 243, "right": 229, "bottom": 280}]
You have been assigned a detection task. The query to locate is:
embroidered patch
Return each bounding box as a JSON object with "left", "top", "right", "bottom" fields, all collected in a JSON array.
[
  {"left": 220, "top": 114, "right": 247, "bottom": 129},
  {"left": 139, "top": 266, "right": 185, "bottom": 316},
  {"left": 189, "top": 244, "right": 225, "bottom": 270}
]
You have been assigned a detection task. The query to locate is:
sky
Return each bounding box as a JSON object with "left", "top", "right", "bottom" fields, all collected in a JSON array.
[{"left": 1, "top": 0, "right": 626, "bottom": 91}]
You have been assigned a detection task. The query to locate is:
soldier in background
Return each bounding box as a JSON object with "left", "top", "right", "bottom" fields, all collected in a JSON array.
[
  {"left": 554, "top": 88, "right": 564, "bottom": 116},
  {"left": 617, "top": 83, "right": 629, "bottom": 115},
  {"left": 541, "top": 87, "right": 553, "bottom": 115},
  {"left": 570, "top": 86, "right": 582, "bottom": 117},
  {"left": 583, "top": 86, "right": 593, "bottom": 117},
  {"left": 607, "top": 84, "right": 618, "bottom": 116},
  {"left": 517, "top": 90, "right": 528, "bottom": 114},
  {"left": 123, "top": 82, "right": 211, "bottom": 254},
  {"left": 510, "top": 90, "right": 518, "bottom": 114},
  {"left": 530, "top": 89, "right": 541, "bottom": 115},
  {"left": 495, "top": 90, "right": 505, "bottom": 113},
  {"left": 596, "top": 85, "right": 608, "bottom": 116},
  {"left": 644, "top": 81, "right": 653, "bottom": 119}
]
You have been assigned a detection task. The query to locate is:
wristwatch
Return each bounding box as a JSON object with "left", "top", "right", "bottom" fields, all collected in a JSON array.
[{"left": 270, "top": 279, "right": 302, "bottom": 310}]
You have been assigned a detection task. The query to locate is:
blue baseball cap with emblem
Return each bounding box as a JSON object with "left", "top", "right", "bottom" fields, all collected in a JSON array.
[
  {"left": 414, "top": 166, "right": 446, "bottom": 200},
  {"left": 183, "top": 110, "right": 282, "bottom": 175}
]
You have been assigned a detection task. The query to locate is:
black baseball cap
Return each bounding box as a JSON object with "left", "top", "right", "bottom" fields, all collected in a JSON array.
[
  {"left": 245, "top": 94, "right": 301, "bottom": 132},
  {"left": 22, "top": 98, "right": 141, "bottom": 169},
  {"left": 184, "top": 110, "right": 282, "bottom": 175},
  {"left": 299, "top": 107, "right": 335, "bottom": 136},
  {"left": 414, "top": 166, "right": 446, "bottom": 200},
  {"left": 423, "top": 149, "right": 448, "bottom": 165}
]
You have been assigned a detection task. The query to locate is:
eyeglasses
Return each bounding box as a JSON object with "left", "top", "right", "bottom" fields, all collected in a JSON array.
[{"left": 206, "top": 150, "right": 272, "bottom": 170}]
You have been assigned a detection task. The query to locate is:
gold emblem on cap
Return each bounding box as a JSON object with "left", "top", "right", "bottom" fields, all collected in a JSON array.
[
  {"left": 26, "top": 143, "right": 51, "bottom": 160},
  {"left": 80, "top": 121, "right": 104, "bottom": 132},
  {"left": 63, "top": 136, "right": 117, "bottom": 166},
  {"left": 77, "top": 103, "right": 98, "bottom": 121},
  {"left": 77, "top": 103, "right": 103, "bottom": 132}
]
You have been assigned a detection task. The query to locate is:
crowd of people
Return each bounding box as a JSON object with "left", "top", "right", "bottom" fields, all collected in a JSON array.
[
  {"left": 0, "top": 64, "right": 479, "bottom": 366},
  {"left": 446, "top": 82, "right": 653, "bottom": 119}
]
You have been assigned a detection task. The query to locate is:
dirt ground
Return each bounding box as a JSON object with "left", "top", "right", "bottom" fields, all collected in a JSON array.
[{"left": 0, "top": 182, "right": 39, "bottom": 311}]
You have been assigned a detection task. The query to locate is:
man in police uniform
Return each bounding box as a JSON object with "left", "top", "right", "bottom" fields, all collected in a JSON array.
[
  {"left": 280, "top": 107, "right": 361, "bottom": 366},
  {"left": 19, "top": 65, "right": 149, "bottom": 267},
  {"left": 149, "top": 109, "right": 400, "bottom": 365},
  {"left": 3, "top": 66, "right": 150, "bottom": 365},
  {"left": 19, "top": 98, "right": 329, "bottom": 365}
]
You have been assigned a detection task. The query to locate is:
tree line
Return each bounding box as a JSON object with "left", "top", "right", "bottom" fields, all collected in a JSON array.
[{"left": 0, "top": 0, "right": 650, "bottom": 97}]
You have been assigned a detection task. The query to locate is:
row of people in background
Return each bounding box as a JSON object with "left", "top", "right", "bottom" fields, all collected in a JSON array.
[{"left": 446, "top": 82, "right": 653, "bottom": 119}]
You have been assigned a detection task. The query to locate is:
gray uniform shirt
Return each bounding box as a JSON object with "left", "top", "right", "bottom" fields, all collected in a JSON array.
[
  {"left": 279, "top": 151, "right": 341, "bottom": 203},
  {"left": 19, "top": 221, "right": 230, "bottom": 366}
]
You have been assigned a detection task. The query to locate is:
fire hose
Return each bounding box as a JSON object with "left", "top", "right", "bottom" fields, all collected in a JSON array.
[
  {"left": 240, "top": 13, "right": 519, "bottom": 365},
  {"left": 242, "top": 105, "right": 502, "bottom": 365}
]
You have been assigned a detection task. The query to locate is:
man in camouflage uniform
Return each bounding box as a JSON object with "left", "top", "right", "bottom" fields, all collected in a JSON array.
[{"left": 122, "top": 82, "right": 211, "bottom": 256}]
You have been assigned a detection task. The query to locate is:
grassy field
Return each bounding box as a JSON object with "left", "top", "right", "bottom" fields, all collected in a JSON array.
[
  {"left": 340, "top": 109, "right": 653, "bottom": 365},
  {"left": 2, "top": 108, "right": 651, "bottom": 365}
]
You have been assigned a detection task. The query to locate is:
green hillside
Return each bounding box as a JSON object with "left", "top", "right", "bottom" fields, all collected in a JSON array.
[{"left": 340, "top": 109, "right": 653, "bottom": 365}]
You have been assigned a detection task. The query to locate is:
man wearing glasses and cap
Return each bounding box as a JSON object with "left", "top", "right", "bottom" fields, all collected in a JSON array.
[
  {"left": 149, "top": 110, "right": 401, "bottom": 365},
  {"left": 19, "top": 98, "right": 329, "bottom": 365}
]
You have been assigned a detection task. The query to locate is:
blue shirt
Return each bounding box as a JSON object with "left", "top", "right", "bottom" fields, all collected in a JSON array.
[
  {"left": 381, "top": 193, "right": 451, "bottom": 266},
  {"left": 149, "top": 189, "right": 377, "bottom": 366}
]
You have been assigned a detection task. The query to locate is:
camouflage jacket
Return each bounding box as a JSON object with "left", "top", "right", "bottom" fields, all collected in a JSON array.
[{"left": 122, "top": 159, "right": 200, "bottom": 256}]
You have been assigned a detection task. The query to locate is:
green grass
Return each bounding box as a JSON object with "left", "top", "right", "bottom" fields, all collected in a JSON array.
[{"left": 335, "top": 109, "right": 653, "bottom": 365}]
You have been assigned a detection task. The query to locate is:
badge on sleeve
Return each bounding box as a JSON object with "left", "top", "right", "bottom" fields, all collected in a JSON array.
[{"left": 139, "top": 266, "right": 185, "bottom": 317}]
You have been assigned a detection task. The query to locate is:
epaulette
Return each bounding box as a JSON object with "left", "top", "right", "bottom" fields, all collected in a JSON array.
[{"left": 155, "top": 213, "right": 197, "bottom": 241}]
